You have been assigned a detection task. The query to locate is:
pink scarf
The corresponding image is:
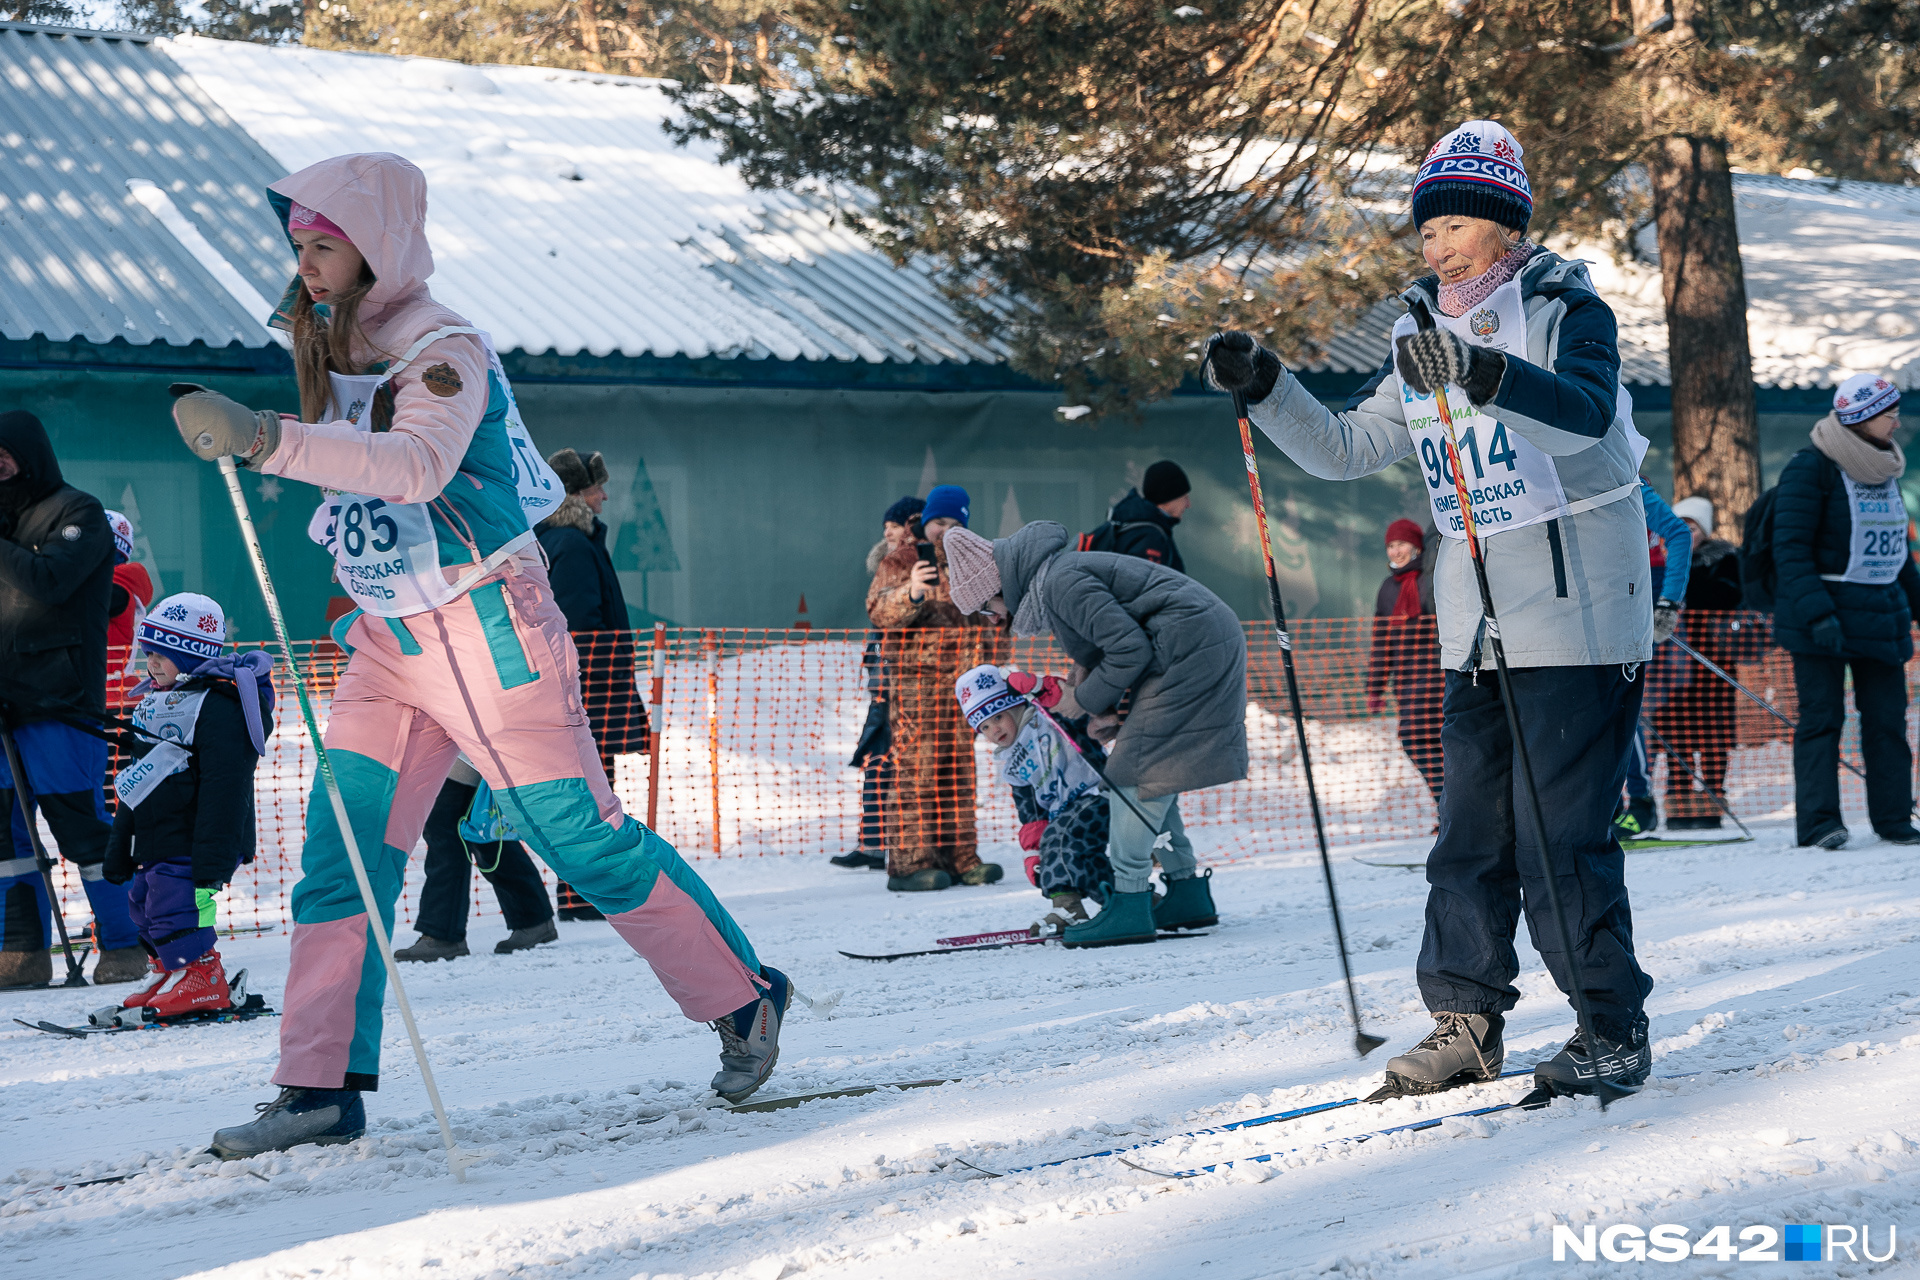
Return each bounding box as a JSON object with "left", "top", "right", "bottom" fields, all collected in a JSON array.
[{"left": 1437, "top": 242, "right": 1539, "bottom": 317}]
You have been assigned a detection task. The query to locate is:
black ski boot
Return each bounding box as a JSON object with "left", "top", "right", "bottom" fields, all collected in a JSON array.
[
  {"left": 1610, "top": 796, "right": 1655, "bottom": 840},
  {"left": 1368, "top": 1011, "right": 1504, "bottom": 1101},
  {"left": 1526, "top": 1014, "right": 1651, "bottom": 1104}
]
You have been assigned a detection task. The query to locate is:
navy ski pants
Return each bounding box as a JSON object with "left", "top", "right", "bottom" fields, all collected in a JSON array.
[{"left": 1418, "top": 664, "right": 1654, "bottom": 1039}]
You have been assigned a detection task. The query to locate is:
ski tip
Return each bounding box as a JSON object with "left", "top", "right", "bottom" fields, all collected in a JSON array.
[{"left": 1354, "top": 1031, "right": 1388, "bottom": 1058}]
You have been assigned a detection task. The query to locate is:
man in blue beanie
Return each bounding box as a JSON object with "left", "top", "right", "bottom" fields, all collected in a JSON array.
[{"left": 920, "top": 485, "right": 970, "bottom": 530}]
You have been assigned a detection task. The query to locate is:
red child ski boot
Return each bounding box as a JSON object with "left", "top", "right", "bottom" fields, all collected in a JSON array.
[
  {"left": 122, "top": 956, "right": 168, "bottom": 1009},
  {"left": 146, "top": 950, "right": 233, "bottom": 1019}
]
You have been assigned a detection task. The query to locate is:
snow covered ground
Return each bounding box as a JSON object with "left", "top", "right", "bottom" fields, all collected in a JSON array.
[{"left": 5, "top": 817, "right": 1918, "bottom": 1279}]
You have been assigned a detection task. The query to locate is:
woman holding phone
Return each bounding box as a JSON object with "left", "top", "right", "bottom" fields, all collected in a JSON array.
[{"left": 865, "top": 485, "right": 1005, "bottom": 890}]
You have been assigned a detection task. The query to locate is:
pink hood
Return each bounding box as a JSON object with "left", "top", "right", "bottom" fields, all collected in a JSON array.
[{"left": 269, "top": 153, "right": 434, "bottom": 313}]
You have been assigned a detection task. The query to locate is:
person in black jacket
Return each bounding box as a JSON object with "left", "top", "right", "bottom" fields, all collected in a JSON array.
[
  {"left": 1653, "top": 496, "right": 1745, "bottom": 830},
  {"left": 1099, "top": 460, "right": 1190, "bottom": 572},
  {"left": 1770, "top": 374, "right": 1920, "bottom": 849},
  {"left": 536, "top": 447, "right": 650, "bottom": 919},
  {"left": 0, "top": 409, "right": 143, "bottom": 988},
  {"left": 103, "top": 594, "right": 272, "bottom": 1016}
]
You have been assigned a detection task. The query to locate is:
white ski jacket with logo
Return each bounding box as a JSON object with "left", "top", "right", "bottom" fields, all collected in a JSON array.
[{"left": 1247, "top": 250, "right": 1653, "bottom": 671}]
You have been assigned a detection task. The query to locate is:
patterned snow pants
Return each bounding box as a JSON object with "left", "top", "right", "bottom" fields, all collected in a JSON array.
[{"left": 1035, "top": 791, "right": 1112, "bottom": 904}]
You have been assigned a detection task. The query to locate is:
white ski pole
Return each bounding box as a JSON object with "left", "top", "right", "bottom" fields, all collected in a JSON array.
[{"left": 217, "top": 457, "right": 475, "bottom": 1180}]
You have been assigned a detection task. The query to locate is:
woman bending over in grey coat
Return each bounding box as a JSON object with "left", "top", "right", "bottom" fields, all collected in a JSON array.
[{"left": 943, "top": 520, "right": 1248, "bottom": 949}]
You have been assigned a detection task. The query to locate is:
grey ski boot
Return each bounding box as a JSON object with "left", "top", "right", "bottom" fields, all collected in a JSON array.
[
  {"left": 711, "top": 966, "right": 791, "bottom": 1104},
  {"left": 1367, "top": 1012, "right": 1505, "bottom": 1101},
  {"left": 210, "top": 1087, "right": 366, "bottom": 1159},
  {"left": 493, "top": 919, "right": 558, "bottom": 954},
  {"left": 394, "top": 935, "right": 469, "bottom": 962}
]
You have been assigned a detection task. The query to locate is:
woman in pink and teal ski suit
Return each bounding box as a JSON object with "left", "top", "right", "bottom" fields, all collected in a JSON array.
[{"left": 169, "top": 153, "right": 788, "bottom": 1157}]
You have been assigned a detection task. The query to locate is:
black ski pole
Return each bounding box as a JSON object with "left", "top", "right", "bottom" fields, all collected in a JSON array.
[
  {"left": 0, "top": 721, "right": 91, "bottom": 987},
  {"left": 1231, "top": 389, "right": 1385, "bottom": 1058},
  {"left": 1638, "top": 713, "right": 1753, "bottom": 839},
  {"left": 1410, "top": 298, "right": 1624, "bottom": 1106},
  {"left": 1669, "top": 633, "right": 1873, "bottom": 785}
]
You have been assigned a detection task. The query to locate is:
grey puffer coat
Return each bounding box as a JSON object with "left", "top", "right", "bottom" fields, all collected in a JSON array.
[
  {"left": 995, "top": 522, "right": 1248, "bottom": 800},
  {"left": 1247, "top": 251, "right": 1652, "bottom": 671}
]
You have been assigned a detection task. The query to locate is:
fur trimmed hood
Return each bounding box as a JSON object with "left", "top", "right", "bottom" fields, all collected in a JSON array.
[{"left": 537, "top": 493, "right": 597, "bottom": 536}]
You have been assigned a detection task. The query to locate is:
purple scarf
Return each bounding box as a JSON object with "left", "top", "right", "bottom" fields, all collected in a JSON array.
[{"left": 1437, "top": 242, "right": 1539, "bottom": 317}]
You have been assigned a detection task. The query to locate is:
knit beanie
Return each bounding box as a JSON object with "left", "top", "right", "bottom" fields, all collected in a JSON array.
[
  {"left": 883, "top": 495, "right": 925, "bottom": 526},
  {"left": 546, "top": 448, "right": 610, "bottom": 495},
  {"left": 287, "top": 200, "right": 354, "bottom": 246},
  {"left": 944, "top": 527, "right": 1002, "bottom": 614},
  {"left": 139, "top": 592, "right": 226, "bottom": 673},
  {"left": 955, "top": 663, "right": 1025, "bottom": 731},
  {"left": 1142, "top": 460, "right": 1190, "bottom": 506},
  {"left": 1671, "top": 496, "right": 1714, "bottom": 531},
  {"left": 1835, "top": 373, "right": 1900, "bottom": 427},
  {"left": 921, "top": 484, "right": 971, "bottom": 527},
  {"left": 1410, "top": 120, "right": 1533, "bottom": 231},
  {"left": 1385, "top": 518, "right": 1424, "bottom": 548},
  {"left": 105, "top": 510, "right": 133, "bottom": 565}
]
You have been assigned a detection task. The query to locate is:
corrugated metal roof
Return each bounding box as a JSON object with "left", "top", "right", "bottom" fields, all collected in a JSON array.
[
  {"left": 159, "top": 36, "right": 1007, "bottom": 366},
  {"left": 0, "top": 21, "right": 290, "bottom": 349},
  {"left": 7, "top": 26, "right": 1913, "bottom": 388}
]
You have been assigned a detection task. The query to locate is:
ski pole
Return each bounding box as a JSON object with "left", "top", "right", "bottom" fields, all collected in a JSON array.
[
  {"left": 1230, "top": 389, "right": 1385, "bottom": 1058},
  {"left": 215, "top": 456, "right": 475, "bottom": 1181},
  {"left": 1411, "top": 298, "right": 1623, "bottom": 1106},
  {"left": 1637, "top": 713, "right": 1753, "bottom": 839},
  {"left": 0, "top": 721, "right": 90, "bottom": 987},
  {"left": 1668, "top": 633, "right": 1872, "bottom": 785}
]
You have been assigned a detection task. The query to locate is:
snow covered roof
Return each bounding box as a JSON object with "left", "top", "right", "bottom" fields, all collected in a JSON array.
[
  {"left": 4, "top": 25, "right": 1914, "bottom": 387},
  {"left": 155, "top": 36, "right": 1004, "bottom": 366},
  {"left": 0, "top": 22, "right": 292, "bottom": 350}
]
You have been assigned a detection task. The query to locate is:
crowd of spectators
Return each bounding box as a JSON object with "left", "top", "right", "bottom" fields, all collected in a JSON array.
[{"left": 3, "top": 369, "right": 1915, "bottom": 986}]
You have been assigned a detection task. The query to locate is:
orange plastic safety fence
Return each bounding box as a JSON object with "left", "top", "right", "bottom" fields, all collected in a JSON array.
[{"left": 37, "top": 614, "right": 1911, "bottom": 938}]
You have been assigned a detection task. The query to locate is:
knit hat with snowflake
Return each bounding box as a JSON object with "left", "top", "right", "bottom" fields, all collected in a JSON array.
[
  {"left": 138, "top": 592, "right": 227, "bottom": 673},
  {"left": 1411, "top": 120, "right": 1533, "bottom": 231},
  {"left": 1834, "top": 372, "right": 1901, "bottom": 427}
]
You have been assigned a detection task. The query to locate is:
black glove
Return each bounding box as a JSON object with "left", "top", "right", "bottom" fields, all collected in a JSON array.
[
  {"left": 103, "top": 849, "right": 135, "bottom": 886},
  {"left": 1394, "top": 329, "right": 1506, "bottom": 404},
  {"left": 194, "top": 880, "right": 226, "bottom": 891},
  {"left": 1203, "top": 331, "right": 1283, "bottom": 405},
  {"left": 1809, "top": 615, "right": 1845, "bottom": 655},
  {"left": 1652, "top": 600, "right": 1681, "bottom": 644}
]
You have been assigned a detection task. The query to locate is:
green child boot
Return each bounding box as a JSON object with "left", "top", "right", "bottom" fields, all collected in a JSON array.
[
  {"left": 1153, "top": 869, "right": 1218, "bottom": 931},
  {"left": 1061, "top": 885, "right": 1158, "bottom": 949}
]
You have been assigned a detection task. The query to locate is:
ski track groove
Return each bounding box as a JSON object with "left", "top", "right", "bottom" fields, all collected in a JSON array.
[{"left": 4, "top": 820, "right": 1919, "bottom": 1278}]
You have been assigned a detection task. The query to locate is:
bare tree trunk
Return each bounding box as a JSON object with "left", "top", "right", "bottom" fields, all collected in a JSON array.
[
  {"left": 1646, "top": 135, "right": 1759, "bottom": 541},
  {"left": 577, "top": 0, "right": 604, "bottom": 72}
]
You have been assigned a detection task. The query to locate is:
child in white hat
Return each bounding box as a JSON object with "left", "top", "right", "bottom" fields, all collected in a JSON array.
[
  {"left": 956, "top": 663, "right": 1113, "bottom": 922},
  {"left": 101, "top": 593, "right": 274, "bottom": 1021}
]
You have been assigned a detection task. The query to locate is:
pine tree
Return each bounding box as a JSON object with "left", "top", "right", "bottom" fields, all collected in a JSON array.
[
  {"left": 669, "top": 0, "right": 1414, "bottom": 418},
  {"left": 301, "top": 0, "right": 815, "bottom": 81},
  {"left": 671, "top": 0, "right": 1917, "bottom": 493}
]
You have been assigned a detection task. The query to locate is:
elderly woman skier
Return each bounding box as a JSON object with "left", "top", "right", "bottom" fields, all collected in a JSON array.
[
  {"left": 1207, "top": 120, "right": 1655, "bottom": 1100},
  {"left": 168, "top": 154, "right": 790, "bottom": 1155}
]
